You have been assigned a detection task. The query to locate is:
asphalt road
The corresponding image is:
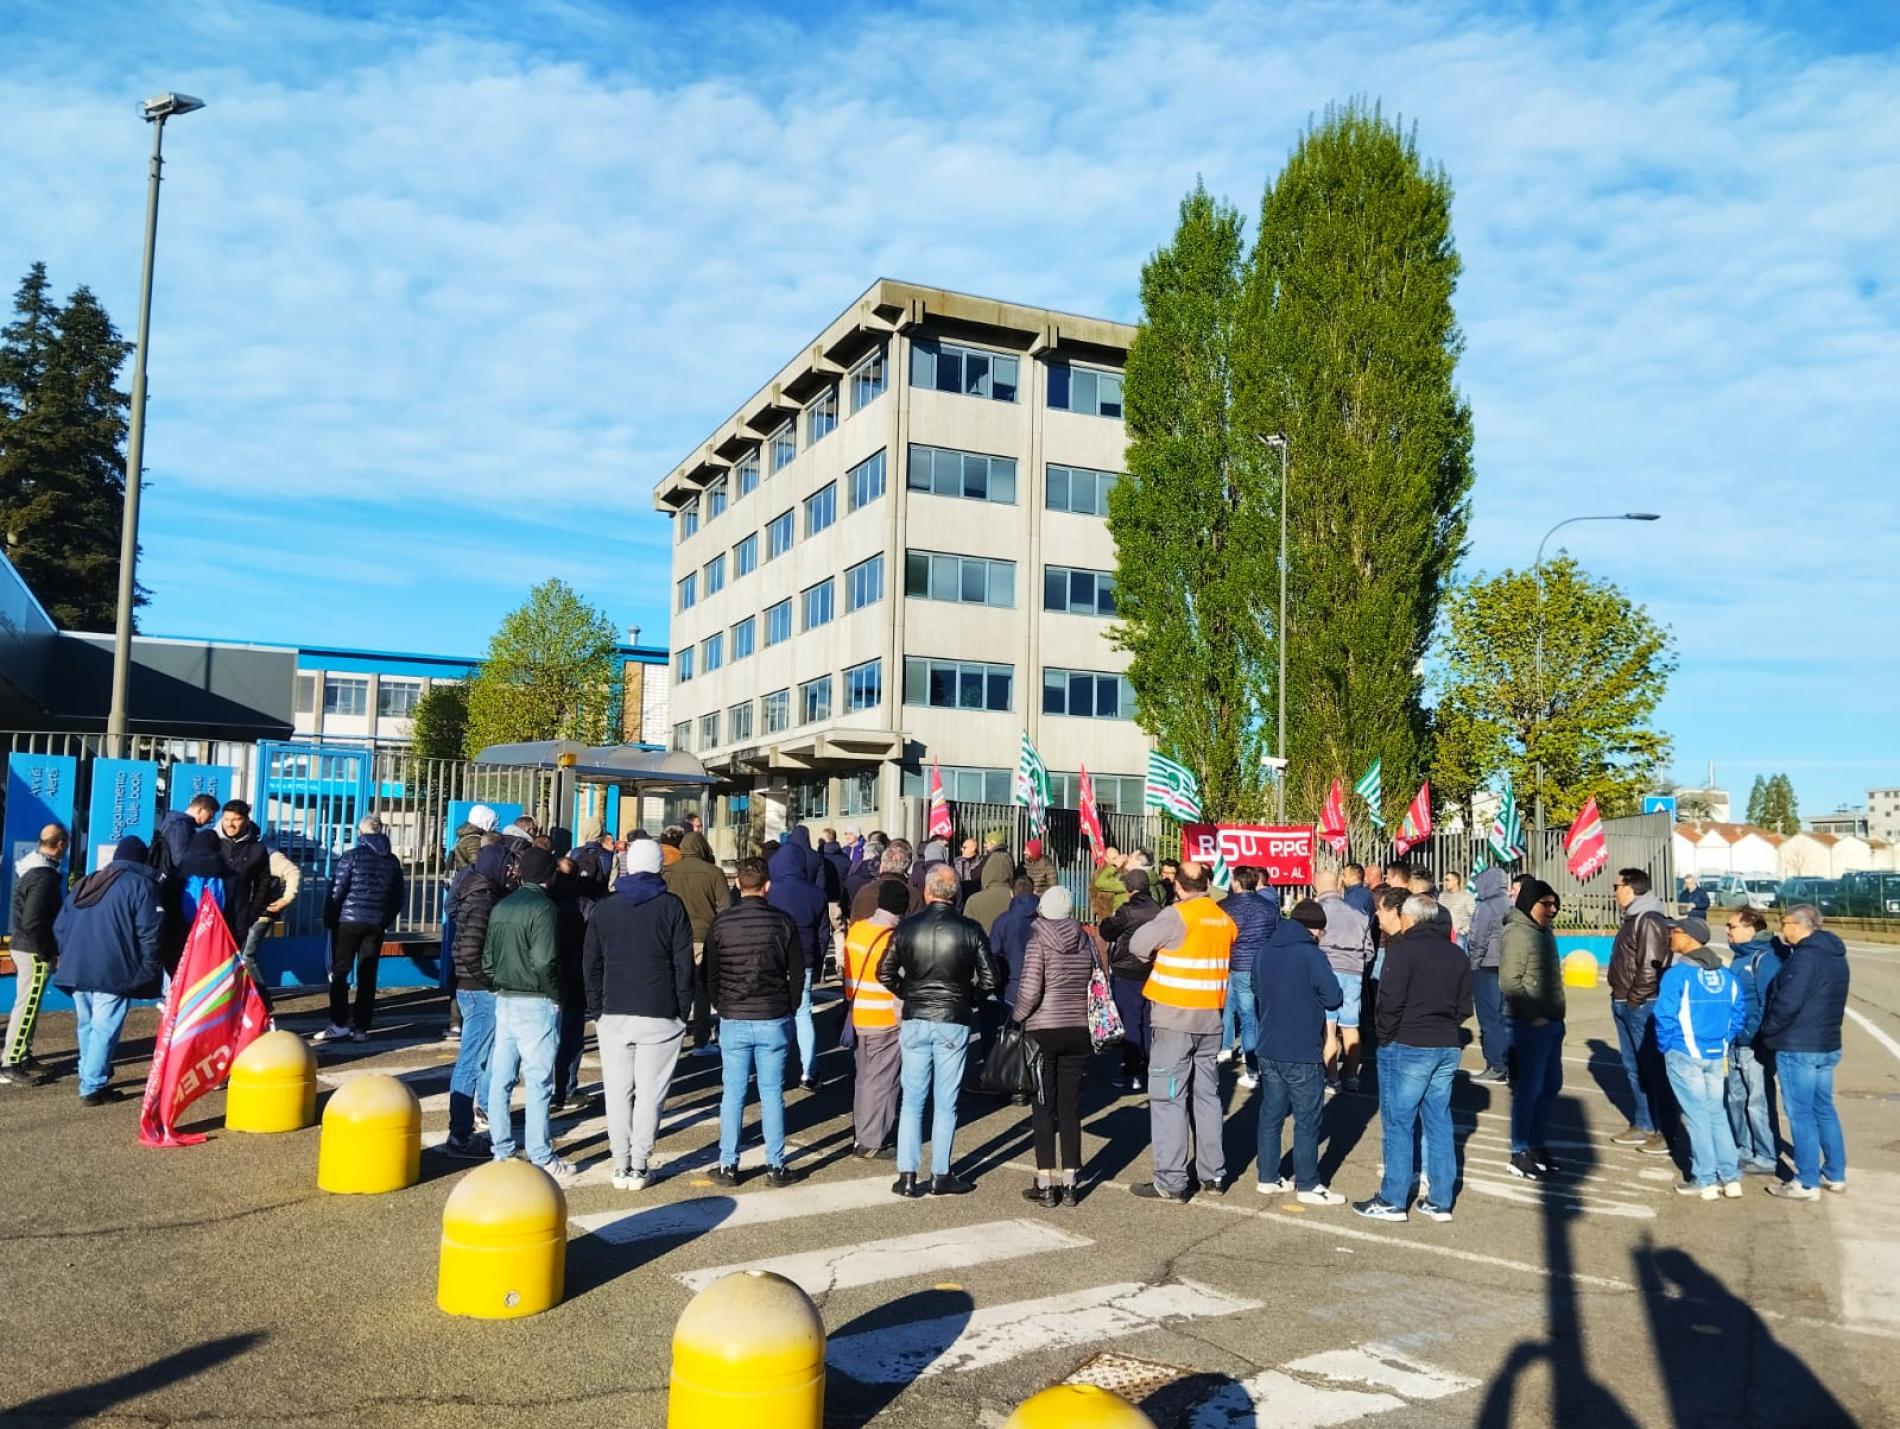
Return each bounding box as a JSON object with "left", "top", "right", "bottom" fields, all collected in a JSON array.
[{"left": 4, "top": 946, "right": 1898, "bottom": 1428}]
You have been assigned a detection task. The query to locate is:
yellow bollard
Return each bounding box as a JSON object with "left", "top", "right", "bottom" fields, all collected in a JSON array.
[
  {"left": 225, "top": 1030, "right": 318, "bottom": 1133},
  {"left": 437, "top": 1159, "right": 567, "bottom": 1319},
  {"left": 1562, "top": 950, "right": 1601, "bottom": 989},
  {"left": 316, "top": 1073, "right": 420, "bottom": 1194},
  {"left": 1004, "top": 1384, "right": 1157, "bottom": 1428},
  {"left": 667, "top": 1270, "right": 825, "bottom": 1426}
]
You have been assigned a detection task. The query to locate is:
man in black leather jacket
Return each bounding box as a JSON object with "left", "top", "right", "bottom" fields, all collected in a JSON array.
[{"left": 879, "top": 864, "right": 1001, "bottom": 1197}]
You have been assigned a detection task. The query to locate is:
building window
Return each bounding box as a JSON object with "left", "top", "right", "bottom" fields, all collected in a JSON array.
[
  {"left": 762, "top": 688, "right": 791, "bottom": 734},
  {"left": 839, "top": 769, "right": 879, "bottom": 816},
  {"left": 846, "top": 553, "right": 884, "bottom": 611},
  {"left": 907, "top": 444, "right": 1017, "bottom": 504},
  {"left": 903, "top": 657, "right": 1013, "bottom": 712},
  {"left": 804, "top": 482, "right": 837, "bottom": 538},
  {"left": 704, "top": 553, "right": 726, "bottom": 595},
  {"left": 377, "top": 679, "right": 421, "bottom": 718},
  {"left": 673, "top": 720, "right": 691, "bottom": 750},
  {"left": 323, "top": 676, "right": 368, "bottom": 717},
  {"left": 1043, "top": 565, "right": 1116, "bottom": 616},
  {"left": 905, "top": 550, "right": 1015, "bottom": 607},
  {"left": 847, "top": 449, "right": 886, "bottom": 512},
  {"left": 1043, "top": 667, "right": 1135, "bottom": 719},
  {"left": 699, "top": 711, "right": 721, "bottom": 750},
  {"left": 706, "top": 478, "right": 728, "bottom": 522},
  {"left": 734, "top": 533, "right": 758, "bottom": 577},
  {"left": 1046, "top": 464, "right": 1120, "bottom": 517},
  {"left": 736, "top": 451, "right": 760, "bottom": 499},
  {"left": 902, "top": 764, "right": 1012, "bottom": 804},
  {"left": 767, "top": 509, "right": 794, "bottom": 560},
  {"left": 675, "top": 648, "right": 694, "bottom": 682},
  {"left": 844, "top": 659, "right": 882, "bottom": 712},
  {"left": 677, "top": 572, "right": 697, "bottom": 611},
  {"left": 1047, "top": 362, "right": 1124, "bottom": 418},
  {"left": 732, "top": 616, "right": 756, "bottom": 660},
  {"left": 765, "top": 599, "right": 792, "bottom": 646},
  {"left": 850, "top": 347, "right": 887, "bottom": 413},
  {"left": 294, "top": 672, "right": 318, "bottom": 715},
  {"left": 787, "top": 774, "right": 829, "bottom": 821},
  {"left": 909, "top": 340, "right": 1019, "bottom": 402},
  {"left": 770, "top": 420, "right": 797, "bottom": 472},
  {"left": 678, "top": 497, "right": 699, "bottom": 541},
  {"left": 702, "top": 631, "right": 724, "bottom": 672},
  {"left": 728, "top": 701, "right": 754, "bottom": 743},
  {"left": 1050, "top": 771, "right": 1145, "bottom": 812},
  {"left": 801, "top": 578, "right": 835, "bottom": 631},
  {"left": 799, "top": 675, "right": 833, "bottom": 724},
  {"left": 806, "top": 385, "right": 839, "bottom": 445}
]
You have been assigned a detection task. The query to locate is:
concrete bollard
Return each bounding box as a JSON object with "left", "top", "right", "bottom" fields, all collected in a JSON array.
[
  {"left": 316, "top": 1073, "right": 420, "bottom": 1194},
  {"left": 1004, "top": 1384, "right": 1157, "bottom": 1427},
  {"left": 1562, "top": 950, "right": 1601, "bottom": 989},
  {"left": 667, "top": 1270, "right": 825, "bottom": 1427},
  {"left": 225, "top": 1030, "right": 318, "bottom": 1133},
  {"left": 437, "top": 1158, "right": 567, "bottom": 1319}
]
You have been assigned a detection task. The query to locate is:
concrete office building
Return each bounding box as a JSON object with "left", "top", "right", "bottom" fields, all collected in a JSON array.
[{"left": 653, "top": 279, "right": 1154, "bottom": 843}]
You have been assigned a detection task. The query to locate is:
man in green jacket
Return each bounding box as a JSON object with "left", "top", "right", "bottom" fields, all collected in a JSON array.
[
  {"left": 1500, "top": 877, "right": 1565, "bottom": 1183},
  {"left": 483, "top": 847, "right": 578, "bottom": 1184}
]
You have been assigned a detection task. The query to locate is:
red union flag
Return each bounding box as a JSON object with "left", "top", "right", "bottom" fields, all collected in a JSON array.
[
  {"left": 1077, "top": 764, "right": 1107, "bottom": 867},
  {"left": 1318, "top": 778, "right": 1349, "bottom": 856},
  {"left": 1393, "top": 781, "right": 1434, "bottom": 856},
  {"left": 1565, "top": 796, "right": 1609, "bottom": 883},
  {"left": 139, "top": 893, "right": 269, "bottom": 1148},
  {"left": 1181, "top": 824, "right": 1314, "bottom": 884},
  {"left": 926, "top": 759, "right": 954, "bottom": 841}
]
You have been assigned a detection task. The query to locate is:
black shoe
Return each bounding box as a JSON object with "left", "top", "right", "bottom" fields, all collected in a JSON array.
[
  {"left": 444, "top": 1136, "right": 492, "bottom": 1161},
  {"left": 1531, "top": 1147, "right": 1561, "bottom": 1175},
  {"left": 1508, "top": 1150, "right": 1547, "bottom": 1182},
  {"left": 1021, "top": 1183, "right": 1062, "bottom": 1208},
  {"left": 929, "top": 1174, "right": 975, "bottom": 1196},
  {"left": 3, "top": 1056, "right": 52, "bottom": 1086},
  {"left": 1196, "top": 1175, "right": 1230, "bottom": 1197},
  {"left": 800, "top": 1076, "right": 818, "bottom": 1093},
  {"left": 765, "top": 1164, "right": 805, "bottom": 1187},
  {"left": 710, "top": 1164, "right": 740, "bottom": 1187},
  {"left": 891, "top": 1172, "right": 920, "bottom": 1198},
  {"left": 1131, "top": 1181, "right": 1191, "bottom": 1204},
  {"left": 79, "top": 1089, "right": 117, "bottom": 1107}
]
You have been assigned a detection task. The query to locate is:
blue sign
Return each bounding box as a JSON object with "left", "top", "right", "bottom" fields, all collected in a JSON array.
[
  {"left": 445, "top": 801, "right": 522, "bottom": 852},
  {"left": 87, "top": 758, "right": 159, "bottom": 871},
  {"left": 170, "top": 764, "right": 235, "bottom": 809},
  {"left": 1641, "top": 795, "right": 1678, "bottom": 819},
  {"left": 4, "top": 754, "right": 76, "bottom": 912}
]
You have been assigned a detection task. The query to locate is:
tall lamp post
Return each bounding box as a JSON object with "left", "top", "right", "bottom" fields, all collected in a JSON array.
[
  {"left": 106, "top": 92, "right": 205, "bottom": 757},
  {"left": 1531, "top": 512, "right": 1661, "bottom": 837},
  {"left": 1259, "top": 433, "right": 1290, "bottom": 821}
]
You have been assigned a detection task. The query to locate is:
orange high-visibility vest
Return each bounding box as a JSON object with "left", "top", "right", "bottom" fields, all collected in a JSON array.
[
  {"left": 1143, "top": 896, "right": 1237, "bottom": 1011},
  {"left": 842, "top": 920, "right": 899, "bottom": 1030}
]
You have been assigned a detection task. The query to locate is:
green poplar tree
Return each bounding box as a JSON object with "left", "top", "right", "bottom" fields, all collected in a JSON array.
[
  {"left": 1757, "top": 773, "right": 1800, "bottom": 835},
  {"left": 464, "top": 579, "right": 619, "bottom": 757}
]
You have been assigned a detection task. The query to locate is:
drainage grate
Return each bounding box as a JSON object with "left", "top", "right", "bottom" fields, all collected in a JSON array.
[{"left": 1065, "top": 1352, "right": 1221, "bottom": 1425}]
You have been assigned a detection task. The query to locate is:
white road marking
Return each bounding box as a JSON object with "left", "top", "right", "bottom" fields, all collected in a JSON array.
[
  {"left": 1846, "top": 1006, "right": 1900, "bottom": 1064},
  {"left": 1187, "top": 1341, "right": 1478, "bottom": 1427},
  {"left": 674, "top": 1218, "right": 1090, "bottom": 1295},
  {"left": 1284, "top": 1342, "right": 1480, "bottom": 1400},
  {"left": 1831, "top": 1168, "right": 1900, "bottom": 1331},
  {"left": 568, "top": 1174, "right": 901, "bottom": 1243},
  {"left": 1459, "top": 1175, "right": 1656, "bottom": 1219},
  {"left": 826, "top": 1280, "right": 1260, "bottom": 1383}
]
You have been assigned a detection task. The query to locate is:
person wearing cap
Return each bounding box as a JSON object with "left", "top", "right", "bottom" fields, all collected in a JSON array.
[
  {"left": 843, "top": 879, "right": 911, "bottom": 1158},
  {"left": 52, "top": 834, "right": 163, "bottom": 1104},
  {"left": 1252, "top": 897, "right": 1346, "bottom": 1204},
  {"left": 1020, "top": 838, "right": 1059, "bottom": 896},
  {"left": 1721, "top": 907, "right": 1783, "bottom": 1177},
  {"left": 439, "top": 804, "right": 500, "bottom": 1042},
  {"left": 1012, "top": 884, "right": 1101, "bottom": 1207},
  {"left": 1500, "top": 878, "right": 1566, "bottom": 1181},
  {"left": 482, "top": 846, "right": 579, "bottom": 1185},
  {"left": 444, "top": 838, "right": 510, "bottom": 1159},
  {"left": 1652, "top": 914, "right": 1746, "bottom": 1200}
]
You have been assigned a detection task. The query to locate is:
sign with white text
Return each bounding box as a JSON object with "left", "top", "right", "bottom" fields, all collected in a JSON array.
[{"left": 1181, "top": 824, "right": 1315, "bottom": 884}]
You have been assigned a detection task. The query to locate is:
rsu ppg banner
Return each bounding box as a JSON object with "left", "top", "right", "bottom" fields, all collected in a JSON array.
[{"left": 1181, "top": 824, "right": 1315, "bottom": 884}]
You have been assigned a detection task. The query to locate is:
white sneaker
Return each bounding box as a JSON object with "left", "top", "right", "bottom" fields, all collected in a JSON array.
[
  {"left": 611, "top": 1169, "right": 649, "bottom": 1192},
  {"left": 1256, "top": 1176, "right": 1294, "bottom": 1195},
  {"left": 1238, "top": 1071, "right": 1259, "bottom": 1090},
  {"left": 538, "top": 1158, "right": 582, "bottom": 1187},
  {"left": 310, "top": 1024, "right": 356, "bottom": 1044},
  {"left": 1675, "top": 1182, "right": 1718, "bottom": 1200},
  {"left": 1720, "top": 1182, "right": 1743, "bottom": 1200},
  {"left": 1298, "top": 1184, "right": 1346, "bottom": 1206},
  {"left": 1216, "top": 1047, "right": 1234, "bottom": 1064},
  {"left": 1822, "top": 1179, "right": 1848, "bottom": 1195}
]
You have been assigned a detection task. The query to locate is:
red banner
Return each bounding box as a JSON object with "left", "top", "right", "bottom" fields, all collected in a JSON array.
[
  {"left": 1077, "top": 764, "right": 1107, "bottom": 867},
  {"left": 1565, "top": 796, "right": 1608, "bottom": 883},
  {"left": 926, "top": 759, "right": 953, "bottom": 841},
  {"left": 1393, "top": 780, "right": 1434, "bottom": 856},
  {"left": 139, "top": 894, "right": 269, "bottom": 1147},
  {"left": 1181, "top": 824, "right": 1315, "bottom": 884},
  {"left": 1318, "top": 778, "right": 1349, "bottom": 856}
]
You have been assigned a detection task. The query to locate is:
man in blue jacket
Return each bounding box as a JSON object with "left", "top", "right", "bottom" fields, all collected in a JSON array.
[
  {"left": 1253, "top": 898, "right": 1345, "bottom": 1204},
  {"left": 768, "top": 832, "right": 832, "bottom": 1091},
  {"left": 52, "top": 835, "right": 163, "bottom": 1104},
  {"left": 1653, "top": 916, "right": 1746, "bottom": 1199},
  {"left": 1759, "top": 903, "right": 1849, "bottom": 1200},
  {"left": 1723, "top": 908, "right": 1783, "bottom": 1175},
  {"left": 1221, "top": 867, "right": 1275, "bottom": 1088},
  {"left": 316, "top": 816, "right": 406, "bottom": 1044}
]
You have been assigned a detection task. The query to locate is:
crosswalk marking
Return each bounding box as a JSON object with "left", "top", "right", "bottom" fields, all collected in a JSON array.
[
  {"left": 827, "top": 1280, "right": 1260, "bottom": 1383},
  {"left": 1459, "top": 1174, "right": 1655, "bottom": 1219},
  {"left": 1283, "top": 1342, "right": 1479, "bottom": 1399},
  {"left": 569, "top": 1174, "right": 896, "bottom": 1243},
  {"left": 1187, "top": 1340, "right": 1477, "bottom": 1426},
  {"left": 674, "top": 1219, "right": 1090, "bottom": 1296}
]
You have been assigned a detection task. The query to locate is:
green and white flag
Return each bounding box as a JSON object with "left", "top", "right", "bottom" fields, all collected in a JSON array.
[
  {"left": 1472, "top": 842, "right": 1491, "bottom": 877},
  {"left": 1144, "top": 751, "right": 1202, "bottom": 822},
  {"left": 1354, "top": 758, "right": 1385, "bottom": 830},
  {"left": 1488, "top": 773, "right": 1525, "bottom": 862},
  {"left": 1014, "top": 731, "right": 1052, "bottom": 837}
]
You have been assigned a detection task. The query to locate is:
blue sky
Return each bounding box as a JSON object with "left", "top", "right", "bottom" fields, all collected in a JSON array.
[{"left": 4, "top": 0, "right": 1895, "bottom": 814}]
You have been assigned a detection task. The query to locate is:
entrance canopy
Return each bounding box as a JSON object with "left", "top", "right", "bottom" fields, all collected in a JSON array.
[{"left": 471, "top": 741, "right": 719, "bottom": 789}]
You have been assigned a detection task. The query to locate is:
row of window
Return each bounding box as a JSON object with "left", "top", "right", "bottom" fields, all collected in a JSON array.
[
  {"left": 295, "top": 673, "right": 424, "bottom": 719},
  {"left": 898, "top": 765, "right": 1146, "bottom": 812},
  {"left": 675, "top": 659, "right": 886, "bottom": 752},
  {"left": 676, "top": 555, "right": 887, "bottom": 681}
]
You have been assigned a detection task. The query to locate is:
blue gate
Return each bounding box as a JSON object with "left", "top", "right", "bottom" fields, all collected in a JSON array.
[{"left": 256, "top": 742, "right": 373, "bottom": 970}]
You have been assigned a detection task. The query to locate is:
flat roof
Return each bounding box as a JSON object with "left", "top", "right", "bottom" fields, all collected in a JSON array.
[{"left": 80, "top": 634, "right": 669, "bottom": 668}]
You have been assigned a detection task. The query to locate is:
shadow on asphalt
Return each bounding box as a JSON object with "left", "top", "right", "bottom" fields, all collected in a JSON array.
[
  {"left": 564, "top": 1195, "right": 738, "bottom": 1300},
  {"left": 825, "top": 1286, "right": 976, "bottom": 1427},
  {"left": 1, "top": 1332, "right": 264, "bottom": 1426}
]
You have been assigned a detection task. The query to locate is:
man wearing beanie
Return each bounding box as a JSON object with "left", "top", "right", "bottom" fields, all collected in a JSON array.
[
  {"left": 583, "top": 839, "right": 695, "bottom": 1190},
  {"left": 482, "top": 845, "right": 578, "bottom": 1185},
  {"left": 843, "top": 877, "right": 912, "bottom": 1157},
  {"left": 1252, "top": 898, "right": 1346, "bottom": 1204},
  {"left": 1500, "top": 878, "right": 1565, "bottom": 1180}
]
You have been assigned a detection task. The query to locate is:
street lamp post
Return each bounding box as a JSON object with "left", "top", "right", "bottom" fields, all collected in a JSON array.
[
  {"left": 1531, "top": 512, "right": 1661, "bottom": 838},
  {"left": 106, "top": 92, "right": 204, "bottom": 757},
  {"left": 1260, "top": 434, "right": 1290, "bottom": 821}
]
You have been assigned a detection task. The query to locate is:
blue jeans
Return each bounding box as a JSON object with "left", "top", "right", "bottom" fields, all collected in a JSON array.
[
  {"left": 1507, "top": 1018, "right": 1565, "bottom": 1153},
  {"left": 487, "top": 995, "right": 560, "bottom": 1165},
  {"left": 1471, "top": 968, "right": 1508, "bottom": 1073},
  {"left": 719, "top": 1017, "right": 792, "bottom": 1168},
  {"left": 1777, "top": 1049, "right": 1845, "bottom": 1188},
  {"left": 448, "top": 989, "right": 496, "bottom": 1143},
  {"left": 898, "top": 1019, "right": 971, "bottom": 1176},
  {"left": 1222, "top": 972, "right": 1258, "bottom": 1068},
  {"left": 1665, "top": 1051, "right": 1739, "bottom": 1187},
  {"left": 1377, "top": 1043, "right": 1460, "bottom": 1209},
  {"left": 73, "top": 991, "right": 131, "bottom": 1097},
  {"left": 793, "top": 968, "right": 816, "bottom": 1080},
  {"left": 1611, "top": 1000, "right": 1664, "bottom": 1134},
  {"left": 1726, "top": 1044, "right": 1779, "bottom": 1167},
  {"left": 1257, "top": 1059, "right": 1325, "bottom": 1189}
]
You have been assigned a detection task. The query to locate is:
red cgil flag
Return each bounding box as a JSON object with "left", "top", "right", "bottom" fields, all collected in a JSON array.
[
  {"left": 1565, "top": 796, "right": 1609, "bottom": 883},
  {"left": 139, "top": 893, "right": 269, "bottom": 1148},
  {"left": 1078, "top": 764, "right": 1108, "bottom": 867},
  {"left": 927, "top": 758, "right": 954, "bottom": 841},
  {"left": 1318, "top": 777, "right": 1350, "bottom": 856},
  {"left": 1392, "top": 781, "right": 1434, "bottom": 856}
]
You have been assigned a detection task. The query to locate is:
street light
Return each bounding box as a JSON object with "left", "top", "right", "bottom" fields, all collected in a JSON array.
[
  {"left": 1258, "top": 433, "right": 1290, "bottom": 821},
  {"left": 1531, "top": 512, "right": 1661, "bottom": 836},
  {"left": 106, "top": 92, "right": 205, "bottom": 757}
]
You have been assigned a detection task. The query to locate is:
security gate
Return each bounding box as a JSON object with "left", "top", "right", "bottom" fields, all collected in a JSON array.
[{"left": 255, "top": 741, "right": 373, "bottom": 944}]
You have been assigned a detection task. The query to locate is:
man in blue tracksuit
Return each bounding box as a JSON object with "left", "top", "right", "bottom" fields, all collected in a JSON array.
[
  {"left": 1759, "top": 903, "right": 1849, "bottom": 1200},
  {"left": 1652, "top": 916, "right": 1746, "bottom": 1199},
  {"left": 1722, "top": 907, "right": 1783, "bottom": 1174}
]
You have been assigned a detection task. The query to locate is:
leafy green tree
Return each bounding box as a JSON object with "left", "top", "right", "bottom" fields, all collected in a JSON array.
[
  {"left": 1234, "top": 101, "right": 1474, "bottom": 821},
  {"left": 1745, "top": 774, "right": 1768, "bottom": 825},
  {"left": 0, "top": 264, "right": 142, "bottom": 629},
  {"left": 1110, "top": 184, "right": 1274, "bottom": 821},
  {"left": 1756, "top": 773, "right": 1799, "bottom": 835},
  {"left": 464, "top": 579, "right": 618, "bottom": 757},
  {"left": 411, "top": 682, "right": 470, "bottom": 762},
  {"left": 1430, "top": 556, "right": 1677, "bottom": 822}
]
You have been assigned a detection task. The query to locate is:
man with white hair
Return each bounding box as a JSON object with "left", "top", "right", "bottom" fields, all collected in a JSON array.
[
  {"left": 1760, "top": 903, "right": 1850, "bottom": 1201},
  {"left": 315, "top": 815, "right": 405, "bottom": 1044}
]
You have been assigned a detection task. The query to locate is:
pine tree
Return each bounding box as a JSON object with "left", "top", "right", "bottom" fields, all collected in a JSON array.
[
  {"left": 1745, "top": 774, "right": 1768, "bottom": 826},
  {"left": 1757, "top": 773, "right": 1800, "bottom": 836},
  {"left": 0, "top": 264, "right": 141, "bottom": 629},
  {"left": 464, "top": 579, "right": 619, "bottom": 757},
  {"left": 1234, "top": 101, "right": 1474, "bottom": 820}
]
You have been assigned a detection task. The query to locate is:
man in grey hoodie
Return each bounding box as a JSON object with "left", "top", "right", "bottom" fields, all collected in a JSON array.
[
  {"left": 1313, "top": 870, "right": 1372, "bottom": 1092},
  {"left": 1464, "top": 867, "right": 1512, "bottom": 1083}
]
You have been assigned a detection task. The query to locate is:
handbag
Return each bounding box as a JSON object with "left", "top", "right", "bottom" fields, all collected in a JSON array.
[
  {"left": 1087, "top": 961, "right": 1125, "bottom": 1051},
  {"left": 981, "top": 1018, "right": 1043, "bottom": 1099}
]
